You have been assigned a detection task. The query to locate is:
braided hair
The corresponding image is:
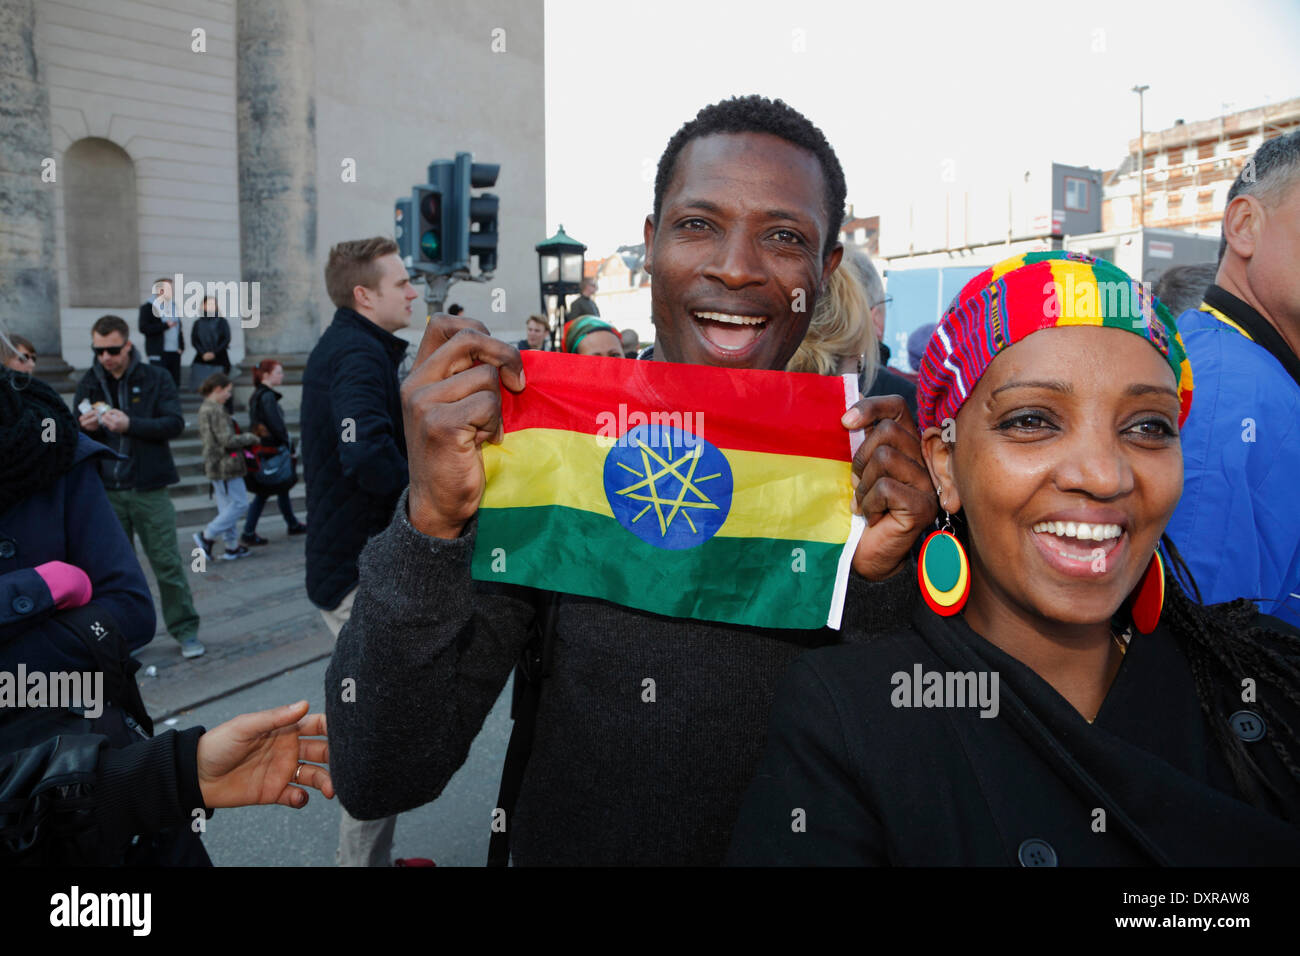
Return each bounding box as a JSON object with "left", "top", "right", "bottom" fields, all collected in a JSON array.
[{"left": 1160, "top": 535, "right": 1300, "bottom": 813}]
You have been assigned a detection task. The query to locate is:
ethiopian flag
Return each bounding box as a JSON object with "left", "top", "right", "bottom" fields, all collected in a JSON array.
[{"left": 470, "top": 351, "right": 864, "bottom": 629}]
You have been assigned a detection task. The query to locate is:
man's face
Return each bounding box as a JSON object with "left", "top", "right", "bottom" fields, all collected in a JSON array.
[
  {"left": 526, "top": 320, "right": 547, "bottom": 348},
  {"left": 92, "top": 331, "right": 131, "bottom": 378},
  {"left": 4, "top": 345, "right": 35, "bottom": 373},
  {"left": 153, "top": 281, "right": 172, "bottom": 304},
  {"left": 356, "top": 253, "right": 419, "bottom": 331},
  {"left": 644, "top": 132, "right": 842, "bottom": 370},
  {"left": 1247, "top": 180, "right": 1300, "bottom": 331}
]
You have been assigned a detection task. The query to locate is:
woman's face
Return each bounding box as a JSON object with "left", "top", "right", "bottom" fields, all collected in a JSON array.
[
  {"left": 923, "top": 326, "right": 1184, "bottom": 630},
  {"left": 202, "top": 297, "right": 218, "bottom": 316},
  {"left": 575, "top": 330, "right": 624, "bottom": 358},
  {"left": 268, "top": 364, "right": 284, "bottom": 386}
]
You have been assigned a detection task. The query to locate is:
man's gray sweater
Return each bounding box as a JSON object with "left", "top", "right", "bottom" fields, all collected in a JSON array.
[{"left": 325, "top": 488, "right": 917, "bottom": 865}]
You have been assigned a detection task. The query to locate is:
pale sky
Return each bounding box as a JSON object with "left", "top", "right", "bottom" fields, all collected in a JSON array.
[{"left": 544, "top": 0, "right": 1300, "bottom": 257}]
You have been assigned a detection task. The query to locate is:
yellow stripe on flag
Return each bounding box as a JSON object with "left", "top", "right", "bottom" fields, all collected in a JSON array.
[{"left": 481, "top": 427, "right": 852, "bottom": 544}]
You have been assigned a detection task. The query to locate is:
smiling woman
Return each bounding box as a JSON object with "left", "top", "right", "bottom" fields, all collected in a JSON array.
[{"left": 727, "top": 252, "right": 1300, "bottom": 866}]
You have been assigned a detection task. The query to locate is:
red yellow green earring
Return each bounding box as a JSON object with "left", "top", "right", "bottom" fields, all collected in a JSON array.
[
  {"left": 1127, "top": 549, "right": 1165, "bottom": 634},
  {"left": 918, "top": 512, "right": 970, "bottom": 616}
]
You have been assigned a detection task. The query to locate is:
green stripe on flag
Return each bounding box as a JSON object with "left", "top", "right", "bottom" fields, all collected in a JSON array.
[{"left": 471, "top": 505, "right": 841, "bottom": 629}]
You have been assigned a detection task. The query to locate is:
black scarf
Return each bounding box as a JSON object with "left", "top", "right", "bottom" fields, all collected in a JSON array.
[
  {"left": 0, "top": 369, "right": 79, "bottom": 515},
  {"left": 916, "top": 605, "right": 1300, "bottom": 864}
]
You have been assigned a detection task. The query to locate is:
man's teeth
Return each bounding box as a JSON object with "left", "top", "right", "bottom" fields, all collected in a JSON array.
[
  {"left": 693, "top": 311, "right": 767, "bottom": 325},
  {"left": 1032, "top": 521, "right": 1123, "bottom": 542}
]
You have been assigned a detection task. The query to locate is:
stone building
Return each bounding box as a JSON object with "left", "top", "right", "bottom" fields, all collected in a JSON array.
[{"left": 2, "top": 0, "right": 545, "bottom": 409}]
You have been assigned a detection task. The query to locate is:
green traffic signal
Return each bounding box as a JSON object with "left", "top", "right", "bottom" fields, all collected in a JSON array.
[{"left": 421, "top": 230, "right": 440, "bottom": 258}]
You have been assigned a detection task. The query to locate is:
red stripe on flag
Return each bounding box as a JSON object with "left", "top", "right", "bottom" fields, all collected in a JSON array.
[{"left": 503, "top": 351, "right": 852, "bottom": 460}]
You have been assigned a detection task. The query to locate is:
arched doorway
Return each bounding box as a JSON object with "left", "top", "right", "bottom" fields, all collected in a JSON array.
[{"left": 62, "top": 137, "right": 140, "bottom": 307}]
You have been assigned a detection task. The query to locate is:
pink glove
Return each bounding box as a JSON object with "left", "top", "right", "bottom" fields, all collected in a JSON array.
[{"left": 34, "top": 561, "right": 94, "bottom": 610}]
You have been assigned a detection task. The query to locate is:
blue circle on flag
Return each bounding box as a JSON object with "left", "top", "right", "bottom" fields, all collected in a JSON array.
[{"left": 603, "top": 423, "right": 733, "bottom": 550}]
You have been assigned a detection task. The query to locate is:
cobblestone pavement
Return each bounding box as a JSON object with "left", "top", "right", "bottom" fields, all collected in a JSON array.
[{"left": 132, "top": 517, "right": 335, "bottom": 719}]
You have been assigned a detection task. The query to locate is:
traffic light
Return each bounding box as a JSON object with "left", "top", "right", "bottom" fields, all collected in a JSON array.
[
  {"left": 411, "top": 160, "right": 454, "bottom": 273},
  {"left": 393, "top": 197, "right": 413, "bottom": 263},
  {"left": 396, "top": 153, "right": 498, "bottom": 279},
  {"left": 453, "top": 152, "right": 500, "bottom": 275}
]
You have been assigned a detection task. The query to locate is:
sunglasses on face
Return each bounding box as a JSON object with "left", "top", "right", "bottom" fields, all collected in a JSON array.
[
  {"left": 17, "top": 352, "right": 36, "bottom": 364},
  {"left": 93, "top": 345, "right": 125, "bottom": 356}
]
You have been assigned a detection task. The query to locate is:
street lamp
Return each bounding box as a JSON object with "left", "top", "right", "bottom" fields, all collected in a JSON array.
[
  {"left": 1132, "top": 84, "right": 1149, "bottom": 227},
  {"left": 535, "top": 224, "right": 587, "bottom": 350}
]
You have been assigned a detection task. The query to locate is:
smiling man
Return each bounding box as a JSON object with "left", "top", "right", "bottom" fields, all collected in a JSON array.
[{"left": 325, "top": 97, "right": 937, "bottom": 865}]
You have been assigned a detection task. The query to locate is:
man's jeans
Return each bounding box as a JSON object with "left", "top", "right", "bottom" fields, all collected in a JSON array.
[
  {"left": 322, "top": 587, "right": 398, "bottom": 866},
  {"left": 107, "top": 487, "right": 201, "bottom": 643},
  {"left": 205, "top": 478, "right": 249, "bottom": 549}
]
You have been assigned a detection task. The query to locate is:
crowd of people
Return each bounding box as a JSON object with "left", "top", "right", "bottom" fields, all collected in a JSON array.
[{"left": 2, "top": 93, "right": 1298, "bottom": 867}]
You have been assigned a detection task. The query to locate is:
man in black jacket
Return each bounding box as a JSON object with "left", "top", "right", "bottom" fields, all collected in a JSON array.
[
  {"left": 138, "top": 278, "right": 185, "bottom": 387},
  {"left": 325, "top": 96, "right": 937, "bottom": 865},
  {"left": 301, "top": 235, "right": 416, "bottom": 864},
  {"left": 74, "top": 315, "right": 202, "bottom": 658},
  {"left": 567, "top": 278, "right": 600, "bottom": 318}
]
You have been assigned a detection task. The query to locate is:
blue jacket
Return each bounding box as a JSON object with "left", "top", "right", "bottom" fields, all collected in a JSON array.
[
  {"left": 301, "top": 308, "right": 409, "bottom": 610},
  {"left": 0, "top": 433, "right": 156, "bottom": 665},
  {"left": 1166, "top": 289, "right": 1300, "bottom": 626}
]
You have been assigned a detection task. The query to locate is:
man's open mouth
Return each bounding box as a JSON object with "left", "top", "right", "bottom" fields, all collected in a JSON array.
[{"left": 692, "top": 310, "right": 768, "bottom": 352}]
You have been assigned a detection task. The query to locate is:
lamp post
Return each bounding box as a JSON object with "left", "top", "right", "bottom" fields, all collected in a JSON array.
[
  {"left": 535, "top": 224, "right": 587, "bottom": 351},
  {"left": 1132, "top": 84, "right": 1149, "bottom": 227}
]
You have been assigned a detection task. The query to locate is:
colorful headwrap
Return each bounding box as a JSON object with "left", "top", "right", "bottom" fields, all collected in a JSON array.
[
  {"left": 916, "top": 251, "right": 1194, "bottom": 431},
  {"left": 562, "top": 315, "right": 619, "bottom": 353}
]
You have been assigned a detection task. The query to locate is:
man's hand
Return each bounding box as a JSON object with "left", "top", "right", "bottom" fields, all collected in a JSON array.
[
  {"left": 842, "top": 394, "right": 937, "bottom": 581},
  {"left": 78, "top": 410, "right": 100, "bottom": 432},
  {"left": 402, "top": 313, "right": 525, "bottom": 539},
  {"left": 203, "top": 351, "right": 215, "bottom": 361},
  {"left": 102, "top": 409, "right": 130, "bottom": 433},
  {"left": 196, "top": 701, "right": 333, "bottom": 809}
]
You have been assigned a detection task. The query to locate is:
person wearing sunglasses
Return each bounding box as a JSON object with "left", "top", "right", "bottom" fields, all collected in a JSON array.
[
  {"left": 0, "top": 332, "right": 36, "bottom": 373},
  {"left": 73, "top": 315, "right": 204, "bottom": 659}
]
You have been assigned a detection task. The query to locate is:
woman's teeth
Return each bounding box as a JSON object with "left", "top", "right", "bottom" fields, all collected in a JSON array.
[{"left": 1031, "top": 521, "right": 1122, "bottom": 542}]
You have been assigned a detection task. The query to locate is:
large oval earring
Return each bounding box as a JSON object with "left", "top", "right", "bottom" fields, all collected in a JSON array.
[
  {"left": 918, "top": 511, "right": 970, "bottom": 616},
  {"left": 1126, "top": 548, "right": 1165, "bottom": 635}
]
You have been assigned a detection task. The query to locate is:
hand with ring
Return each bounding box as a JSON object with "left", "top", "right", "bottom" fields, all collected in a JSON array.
[{"left": 196, "top": 700, "right": 333, "bottom": 809}]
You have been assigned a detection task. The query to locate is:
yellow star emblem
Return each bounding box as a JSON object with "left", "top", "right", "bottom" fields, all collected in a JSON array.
[{"left": 612, "top": 435, "right": 723, "bottom": 536}]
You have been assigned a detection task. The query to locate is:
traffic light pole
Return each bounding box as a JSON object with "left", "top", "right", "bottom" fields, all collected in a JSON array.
[{"left": 421, "top": 273, "right": 452, "bottom": 317}]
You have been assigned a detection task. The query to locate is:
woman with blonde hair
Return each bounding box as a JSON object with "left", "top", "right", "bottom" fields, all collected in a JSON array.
[{"left": 787, "top": 245, "right": 878, "bottom": 381}]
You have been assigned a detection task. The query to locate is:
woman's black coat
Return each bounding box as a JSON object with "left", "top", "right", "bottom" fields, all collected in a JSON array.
[
  {"left": 190, "top": 314, "right": 231, "bottom": 371},
  {"left": 727, "top": 603, "right": 1300, "bottom": 866}
]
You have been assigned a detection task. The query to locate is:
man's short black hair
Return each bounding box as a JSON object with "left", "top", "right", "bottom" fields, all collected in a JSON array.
[{"left": 653, "top": 95, "right": 847, "bottom": 260}]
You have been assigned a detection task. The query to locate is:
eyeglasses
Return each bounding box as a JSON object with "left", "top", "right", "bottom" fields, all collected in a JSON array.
[
  {"left": 17, "top": 351, "right": 36, "bottom": 365},
  {"left": 93, "top": 345, "right": 125, "bottom": 356}
]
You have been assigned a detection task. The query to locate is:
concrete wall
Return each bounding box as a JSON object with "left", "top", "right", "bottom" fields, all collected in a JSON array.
[
  {"left": 309, "top": 0, "right": 546, "bottom": 352},
  {"left": 36, "top": 0, "right": 247, "bottom": 367}
]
